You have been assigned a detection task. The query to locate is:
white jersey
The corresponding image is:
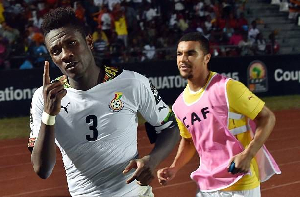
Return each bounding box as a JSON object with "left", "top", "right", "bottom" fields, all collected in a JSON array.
[{"left": 29, "top": 70, "right": 173, "bottom": 196}]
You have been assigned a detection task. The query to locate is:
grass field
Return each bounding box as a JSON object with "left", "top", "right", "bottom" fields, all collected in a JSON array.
[{"left": 0, "top": 95, "right": 300, "bottom": 140}]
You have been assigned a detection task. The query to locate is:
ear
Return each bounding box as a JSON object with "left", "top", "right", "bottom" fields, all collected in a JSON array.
[
  {"left": 204, "top": 53, "right": 211, "bottom": 65},
  {"left": 86, "top": 34, "right": 93, "bottom": 50}
]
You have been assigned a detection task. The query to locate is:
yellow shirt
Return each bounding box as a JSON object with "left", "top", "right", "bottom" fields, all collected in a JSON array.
[
  {"left": 115, "top": 16, "right": 128, "bottom": 36},
  {"left": 0, "top": 3, "right": 4, "bottom": 23},
  {"left": 176, "top": 71, "right": 264, "bottom": 191},
  {"left": 92, "top": 31, "right": 108, "bottom": 43}
]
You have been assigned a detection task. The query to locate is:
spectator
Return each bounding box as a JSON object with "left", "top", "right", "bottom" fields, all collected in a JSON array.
[
  {"left": 32, "top": 10, "right": 44, "bottom": 29},
  {"left": 123, "top": 1, "right": 138, "bottom": 34},
  {"left": 93, "top": 34, "right": 109, "bottom": 60},
  {"left": 145, "top": 20, "right": 157, "bottom": 40},
  {"left": 24, "top": 24, "right": 39, "bottom": 45},
  {"left": 0, "top": 22, "right": 20, "bottom": 44},
  {"left": 267, "top": 31, "right": 280, "bottom": 55},
  {"left": 128, "top": 36, "right": 142, "bottom": 62},
  {"left": 143, "top": 2, "right": 157, "bottom": 22},
  {"left": 169, "top": 13, "right": 177, "bottom": 28},
  {"left": 209, "top": 34, "right": 221, "bottom": 56},
  {"left": 3, "top": 1, "right": 25, "bottom": 32},
  {"left": 19, "top": 55, "right": 34, "bottom": 69},
  {"left": 238, "top": 32, "right": 253, "bottom": 56},
  {"left": 83, "top": 0, "right": 100, "bottom": 31},
  {"left": 142, "top": 41, "right": 156, "bottom": 61},
  {"left": 0, "top": 35, "right": 10, "bottom": 70},
  {"left": 248, "top": 20, "right": 260, "bottom": 44},
  {"left": 229, "top": 28, "right": 243, "bottom": 46},
  {"left": 92, "top": 28, "right": 108, "bottom": 44},
  {"left": 288, "top": 0, "right": 300, "bottom": 23},
  {"left": 0, "top": 1, "right": 5, "bottom": 24},
  {"left": 108, "top": 0, "right": 121, "bottom": 11},
  {"left": 222, "top": 18, "right": 235, "bottom": 42},
  {"left": 36, "top": 1, "right": 50, "bottom": 17},
  {"left": 97, "top": 4, "right": 115, "bottom": 43},
  {"left": 221, "top": 0, "right": 232, "bottom": 18},
  {"left": 227, "top": 12, "right": 238, "bottom": 29},
  {"left": 216, "top": 14, "right": 226, "bottom": 29},
  {"left": 46, "top": 0, "right": 59, "bottom": 8},
  {"left": 177, "top": 14, "right": 189, "bottom": 32},
  {"left": 194, "top": 0, "right": 205, "bottom": 19},
  {"left": 237, "top": 12, "right": 248, "bottom": 32},
  {"left": 254, "top": 33, "right": 267, "bottom": 55},
  {"left": 114, "top": 8, "right": 128, "bottom": 47},
  {"left": 109, "top": 31, "right": 125, "bottom": 64},
  {"left": 9, "top": 36, "right": 27, "bottom": 69},
  {"left": 29, "top": 32, "right": 48, "bottom": 67},
  {"left": 93, "top": 0, "right": 107, "bottom": 8},
  {"left": 204, "top": 15, "right": 213, "bottom": 33},
  {"left": 74, "top": 1, "right": 86, "bottom": 23},
  {"left": 228, "top": 28, "right": 243, "bottom": 56},
  {"left": 131, "top": 0, "right": 143, "bottom": 12}
]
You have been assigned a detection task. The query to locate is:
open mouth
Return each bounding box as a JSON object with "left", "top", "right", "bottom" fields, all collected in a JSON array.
[
  {"left": 180, "top": 64, "right": 191, "bottom": 70},
  {"left": 66, "top": 62, "right": 78, "bottom": 70}
]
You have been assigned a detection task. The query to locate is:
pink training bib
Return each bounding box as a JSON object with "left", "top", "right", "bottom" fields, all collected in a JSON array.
[{"left": 173, "top": 73, "right": 280, "bottom": 192}]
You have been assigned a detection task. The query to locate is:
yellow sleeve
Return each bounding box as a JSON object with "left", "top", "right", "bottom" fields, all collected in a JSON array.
[
  {"left": 175, "top": 117, "right": 192, "bottom": 139},
  {"left": 227, "top": 79, "right": 265, "bottom": 120}
]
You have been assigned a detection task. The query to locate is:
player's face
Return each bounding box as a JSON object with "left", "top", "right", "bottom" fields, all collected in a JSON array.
[
  {"left": 45, "top": 27, "right": 94, "bottom": 80},
  {"left": 177, "top": 41, "right": 210, "bottom": 80}
]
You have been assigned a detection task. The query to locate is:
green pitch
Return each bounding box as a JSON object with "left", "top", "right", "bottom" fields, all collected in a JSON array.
[{"left": 1, "top": 95, "right": 300, "bottom": 140}]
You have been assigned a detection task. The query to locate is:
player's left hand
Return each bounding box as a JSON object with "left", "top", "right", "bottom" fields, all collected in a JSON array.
[
  {"left": 123, "top": 156, "right": 155, "bottom": 186},
  {"left": 228, "top": 151, "right": 252, "bottom": 174}
]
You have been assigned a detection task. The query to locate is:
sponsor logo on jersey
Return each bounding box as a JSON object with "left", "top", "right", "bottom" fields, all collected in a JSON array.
[
  {"left": 158, "top": 105, "right": 167, "bottom": 112},
  {"left": 109, "top": 92, "right": 124, "bottom": 112},
  {"left": 61, "top": 102, "right": 71, "bottom": 113}
]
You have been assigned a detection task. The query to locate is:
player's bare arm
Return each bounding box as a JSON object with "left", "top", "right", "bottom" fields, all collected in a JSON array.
[
  {"left": 157, "top": 137, "right": 196, "bottom": 185},
  {"left": 228, "top": 105, "right": 276, "bottom": 174},
  {"left": 124, "top": 125, "right": 180, "bottom": 186},
  {"left": 31, "top": 61, "right": 67, "bottom": 179}
]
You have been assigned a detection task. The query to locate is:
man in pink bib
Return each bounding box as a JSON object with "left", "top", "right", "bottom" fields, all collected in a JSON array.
[{"left": 157, "top": 32, "right": 281, "bottom": 197}]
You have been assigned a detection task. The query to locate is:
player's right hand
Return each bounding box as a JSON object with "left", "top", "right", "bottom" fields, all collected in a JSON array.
[
  {"left": 157, "top": 167, "right": 177, "bottom": 186},
  {"left": 43, "top": 61, "right": 67, "bottom": 116}
]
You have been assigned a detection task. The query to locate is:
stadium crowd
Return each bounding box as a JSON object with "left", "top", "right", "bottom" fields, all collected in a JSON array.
[{"left": 0, "top": 0, "right": 281, "bottom": 70}]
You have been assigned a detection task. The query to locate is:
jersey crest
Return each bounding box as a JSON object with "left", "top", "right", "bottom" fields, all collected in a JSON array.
[{"left": 109, "top": 92, "right": 124, "bottom": 112}]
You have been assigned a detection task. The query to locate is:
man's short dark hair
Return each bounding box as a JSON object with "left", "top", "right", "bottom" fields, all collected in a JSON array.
[
  {"left": 41, "top": 7, "right": 87, "bottom": 38},
  {"left": 178, "top": 32, "right": 210, "bottom": 55}
]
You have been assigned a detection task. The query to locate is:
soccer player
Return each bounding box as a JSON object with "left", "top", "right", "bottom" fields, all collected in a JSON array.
[
  {"left": 156, "top": 32, "right": 281, "bottom": 197},
  {"left": 28, "top": 7, "right": 180, "bottom": 196}
]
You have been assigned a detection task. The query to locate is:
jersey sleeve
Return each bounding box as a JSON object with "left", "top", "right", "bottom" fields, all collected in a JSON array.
[
  {"left": 175, "top": 117, "right": 192, "bottom": 139},
  {"left": 227, "top": 79, "right": 265, "bottom": 120},
  {"left": 137, "top": 76, "right": 176, "bottom": 133},
  {"left": 28, "top": 87, "right": 44, "bottom": 151}
]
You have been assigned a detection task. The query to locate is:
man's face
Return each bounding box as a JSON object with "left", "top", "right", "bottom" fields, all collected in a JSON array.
[
  {"left": 177, "top": 41, "right": 210, "bottom": 80},
  {"left": 45, "top": 27, "right": 93, "bottom": 80}
]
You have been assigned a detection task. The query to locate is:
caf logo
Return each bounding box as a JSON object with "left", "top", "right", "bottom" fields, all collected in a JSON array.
[{"left": 109, "top": 92, "right": 124, "bottom": 112}]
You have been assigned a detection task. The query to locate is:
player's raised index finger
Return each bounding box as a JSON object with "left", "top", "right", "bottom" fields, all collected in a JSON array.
[{"left": 43, "top": 61, "right": 50, "bottom": 86}]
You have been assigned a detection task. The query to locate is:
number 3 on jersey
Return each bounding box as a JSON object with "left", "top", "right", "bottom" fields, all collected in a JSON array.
[{"left": 86, "top": 115, "right": 99, "bottom": 141}]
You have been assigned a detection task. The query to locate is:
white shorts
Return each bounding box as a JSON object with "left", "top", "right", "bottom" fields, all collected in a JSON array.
[
  {"left": 196, "top": 186, "right": 260, "bottom": 197},
  {"left": 121, "top": 185, "right": 154, "bottom": 197}
]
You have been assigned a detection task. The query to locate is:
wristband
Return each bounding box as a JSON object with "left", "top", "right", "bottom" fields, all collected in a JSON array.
[{"left": 42, "top": 111, "right": 56, "bottom": 125}]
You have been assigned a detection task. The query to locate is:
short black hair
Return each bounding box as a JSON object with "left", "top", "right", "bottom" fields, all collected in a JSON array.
[
  {"left": 178, "top": 32, "right": 210, "bottom": 55},
  {"left": 41, "top": 7, "right": 87, "bottom": 38}
]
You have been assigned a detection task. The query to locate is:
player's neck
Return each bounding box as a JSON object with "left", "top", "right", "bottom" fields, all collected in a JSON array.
[
  {"left": 188, "top": 71, "right": 211, "bottom": 92},
  {"left": 69, "top": 65, "right": 101, "bottom": 90}
]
